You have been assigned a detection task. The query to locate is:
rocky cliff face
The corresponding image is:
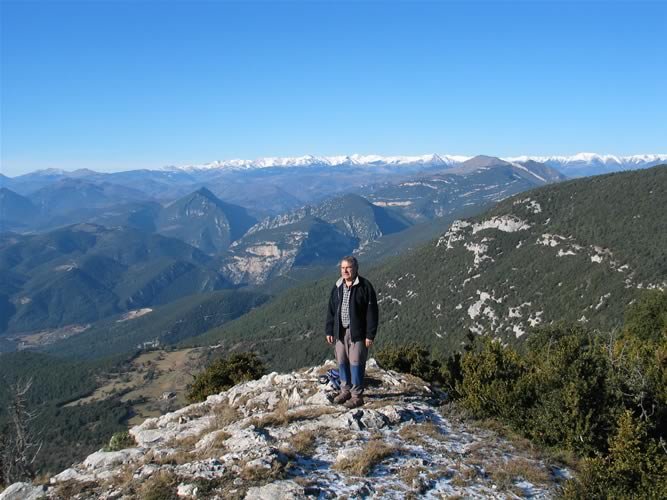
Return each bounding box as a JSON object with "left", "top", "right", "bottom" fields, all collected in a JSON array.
[{"left": 2, "top": 361, "right": 569, "bottom": 499}]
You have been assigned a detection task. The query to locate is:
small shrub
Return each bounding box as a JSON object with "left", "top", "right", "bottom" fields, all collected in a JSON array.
[
  {"left": 376, "top": 343, "right": 447, "bottom": 384},
  {"left": 187, "top": 352, "right": 266, "bottom": 403},
  {"left": 105, "top": 430, "right": 136, "bottom": 451},
  {"left": 564, "top": 411, "right": 667, "bottom": 499},
  {"left": 457, "top": 338, "right": 525, "bottom": 422}
]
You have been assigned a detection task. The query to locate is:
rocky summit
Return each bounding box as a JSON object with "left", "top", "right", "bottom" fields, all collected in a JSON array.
[{"left": 2, "top": 361, "right": 569, "bottom": 499}]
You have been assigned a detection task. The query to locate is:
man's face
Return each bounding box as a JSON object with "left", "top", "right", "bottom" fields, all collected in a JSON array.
[{"left": 340, "top": 260, "right": 357, "bottom": 281}]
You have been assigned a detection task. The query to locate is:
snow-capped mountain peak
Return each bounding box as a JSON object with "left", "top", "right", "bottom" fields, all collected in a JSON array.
[
  {"left": 166, "top": 154, "right": 472, "bottom": 172},
  {"left": 164, "top": 152, "right": 666, "bottom": 175}
]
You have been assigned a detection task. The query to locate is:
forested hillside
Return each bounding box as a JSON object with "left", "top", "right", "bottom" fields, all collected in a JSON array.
[
  {"left": 0, "top": 352, "right": 129, "bottom": 475},
  {"left": 190, "top": 166, "right": 666, "bottom": 369}
]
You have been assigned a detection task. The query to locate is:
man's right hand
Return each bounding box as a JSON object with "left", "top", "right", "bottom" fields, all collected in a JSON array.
[{"left": 326, "top": 335, "right": 334, "bottom": 344}]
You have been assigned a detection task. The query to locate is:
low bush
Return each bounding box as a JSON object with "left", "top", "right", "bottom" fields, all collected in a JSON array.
[
  {"left": 187, "top": 352, "right": 266, "bottom": 403},
  {"left": 375, "top": 342, "right": 461, "bottom": 388},
  {"left": 564, "top": 411, "right": 667, "bottom": 499},
  {"left": 104, "top": 430, "right": 136, "bottom": 451},
  {"left": 387, "top": 290, "right": 667, "bottom": 498}
]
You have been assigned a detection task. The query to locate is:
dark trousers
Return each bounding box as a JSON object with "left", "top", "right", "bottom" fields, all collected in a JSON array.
[{"left": 335, "top": 329, "right": 368, "bottom": 399}]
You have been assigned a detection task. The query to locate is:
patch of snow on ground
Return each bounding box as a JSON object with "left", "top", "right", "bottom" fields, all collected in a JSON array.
[
  {"left": 511, "top": 162, "right": 547, "bottom": 182},
  {"left": 557, "top": 249, "right": 577, "bottom": 257},
  {"left": 55, "top": 263, "right": 77, "bottom": 272},
  {"left": 590, "top": 255, "right": 603, "bottom": 263},
  {"left": 400, "top": 181, "right": 439, "bottom": 189},
  {"left": 373, "top": 200, "right": 413, "bottom": 207}
]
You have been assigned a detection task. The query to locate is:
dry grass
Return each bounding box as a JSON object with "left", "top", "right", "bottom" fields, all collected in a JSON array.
[
  {"left": 32, "top": 472, "right": 52, "bottom": 486},
  {"left": 249, "top": 400, "right": 337, "bottom": 428},
  {"left": 104, "top": 464, "right": 136, "bottom": 490},
  {"left": 288, "top": 429, "right": 318, "bottom": 456},
  {"left": 399, "top": 464, "right": 427, "bottom": 489},
  {"left": 322, "top": 428, "right": 357, "bottom": 448},
  {"left": 139, "top": 470, "right": 179, "bottom": 500},
  {"left": 462, "top": 440, "right": 495, "bottom": 463},
  {"left": 334, "top": 439, "right": 397, "bottom": 476},
  {"left": 362, "top": 399, "right": 396, "bottom": 410},
  {"left": 487, "top": 457, "right": 551, "bottom": 490},
  {"left": 398, "top": 421, "right": 446, "bottom": 445},
  {"left": 195, "top": 430, "right": 232, "bottom": 460},
  {"left": 475, "top": 418, "right": 536, "bottom": 454},
  {"left": 211, "top": 403, "right": 239, "bottom": 427},
  {"left": 165, "top": 431, "right": 204, "bottom": 449},
  {"left": 51, "top": 480, "right": 99, "bottom": 499},
  {"left": 240, "top": 461, "right": 286, "bottom": 482},
  {"left": 144, "top": 449, "right": 193, "bottom": 466},
  {"left": 209, "top": 430, "right": 231, "bottom": 448},
  {"left": 447, "top": 461, "right": 483, "bottom": 488},
  {"left": 180, "top": 403, "right": 210, "bottom": 420}
]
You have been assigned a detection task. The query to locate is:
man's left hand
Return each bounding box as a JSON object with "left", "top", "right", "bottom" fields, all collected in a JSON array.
[{"left": 365, "top": 339, "right": 374, "bottom": 348}]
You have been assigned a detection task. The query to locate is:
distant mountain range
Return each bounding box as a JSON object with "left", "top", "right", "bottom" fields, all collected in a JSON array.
[
  {"left": 165, "top": 152, "right": 666, "bottom": 176},
  {"left": 2, "top": 153, "right": 664, "bottom": 218},
  {"left": 505, "top": 153, "right": 667, "bottom": 177},
  {"left": 1, "top": 155, "right": 664, "bottom": 343},
  {"left": 218, "top": 156, "right": 563, "bottom": 284},
  {"left": 191, "top": 165, "right": 667, "bottom": 370}
]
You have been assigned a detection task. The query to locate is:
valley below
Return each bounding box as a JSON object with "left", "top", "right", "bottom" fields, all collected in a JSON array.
[{"left": 64, "top": 347, "right": 206, "bottom": 426}]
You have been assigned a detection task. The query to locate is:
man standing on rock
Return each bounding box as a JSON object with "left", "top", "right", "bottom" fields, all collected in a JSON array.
[{"left": 326, "top": 256, "right": 379, "bottom": 409}]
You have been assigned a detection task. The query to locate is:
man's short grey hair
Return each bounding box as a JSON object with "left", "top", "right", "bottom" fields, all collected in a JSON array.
[{"left": 341, "top": 256, "right": 358, "bottom": 270}]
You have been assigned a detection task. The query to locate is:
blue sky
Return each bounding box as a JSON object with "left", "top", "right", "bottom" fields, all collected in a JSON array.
[{"left": 1, "top": 0, "right": 666, "bottom": 176}]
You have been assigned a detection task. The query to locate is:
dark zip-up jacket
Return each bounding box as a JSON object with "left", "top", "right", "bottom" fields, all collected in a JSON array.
[{"left": 325, "top": 275, "right": 379, "bottom": 342}]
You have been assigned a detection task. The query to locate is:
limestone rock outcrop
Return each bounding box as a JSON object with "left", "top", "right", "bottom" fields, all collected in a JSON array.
[{"left": 1, "top": 360, "right": 569, "bottom": 499}]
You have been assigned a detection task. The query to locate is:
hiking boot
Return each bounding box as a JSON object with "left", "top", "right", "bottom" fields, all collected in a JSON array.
[
  {"left": 333, "top": 392, "right": 352, "bottom": 404},
  {"left": 343, "top": 397, "right": 364, "bottom": 409}
]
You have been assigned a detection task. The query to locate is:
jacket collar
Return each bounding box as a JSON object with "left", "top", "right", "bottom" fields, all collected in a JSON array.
[{"left": 336, "top": 276, "right": 360, "bottom": 288}]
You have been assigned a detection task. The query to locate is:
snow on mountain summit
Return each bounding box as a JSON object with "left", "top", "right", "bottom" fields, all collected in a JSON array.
[
  {"left": 164, "top": 153, "right": 666, "bottom": 174},
  {"left": 167, "top": 154, "right": 471, "bottom": 172}
]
